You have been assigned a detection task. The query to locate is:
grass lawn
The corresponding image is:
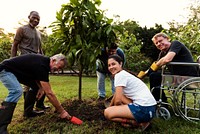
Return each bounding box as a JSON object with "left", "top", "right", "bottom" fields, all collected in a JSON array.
[{"left": 0, "top": 75, "right": 200, "bottom": 134}]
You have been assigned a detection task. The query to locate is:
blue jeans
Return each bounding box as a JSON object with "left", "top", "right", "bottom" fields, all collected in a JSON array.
[
  {"left": 0, "top": 70, "right": 23, "bottom": 103},
  {"left": 96, "top": 71, "right": 115, "bottom": 98}
]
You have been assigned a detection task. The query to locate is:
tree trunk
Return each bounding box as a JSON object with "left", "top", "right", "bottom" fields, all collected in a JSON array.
[{"left": 78, "top": 66, "right": 83, "bottom": 100}]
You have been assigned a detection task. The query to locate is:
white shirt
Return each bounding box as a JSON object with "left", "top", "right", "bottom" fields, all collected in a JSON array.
[{"left": 115, "top": 70, "right": 157, "bottom": 106}]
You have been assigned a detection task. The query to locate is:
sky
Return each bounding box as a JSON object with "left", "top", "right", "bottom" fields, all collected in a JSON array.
[{"left": 0, "top": 0, "right": 194, "bottom": 34}]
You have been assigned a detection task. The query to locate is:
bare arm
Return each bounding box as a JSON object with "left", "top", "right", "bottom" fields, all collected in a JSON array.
[
  {"left": 113, "top": 86, "right": 123, "bottom": 105},
  {"left": 11, "top": 40, "right": 20, "bottom": 57},
  {"left": 156, "top": 51, "right": 176, "bottom": 66},
  {"left": 37, "top": 31, "right": 44, "bottom": 55},
  {"left": 38, "top": 44, "right": 44, "bottom": 55},
  {"left": 110, "top": 86, "right": 132, "bottom": 106},
  {"left": 35, "top": 81, "right": 45, "bottom": 100},
  {"left": 40, "top": 81, "right": 70, "bottom": 118}
]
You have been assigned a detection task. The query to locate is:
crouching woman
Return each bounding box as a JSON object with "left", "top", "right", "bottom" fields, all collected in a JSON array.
[{"left": 104, "top": 54, "right": 157, "bottom": 131}]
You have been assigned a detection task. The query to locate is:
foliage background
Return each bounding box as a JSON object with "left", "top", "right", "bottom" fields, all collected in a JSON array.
[{"left": 1, "top": 0, "right": 200, "bottom": 72}]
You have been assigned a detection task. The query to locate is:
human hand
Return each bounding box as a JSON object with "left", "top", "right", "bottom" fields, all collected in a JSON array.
[
  {"left": 36, "top": 88, "right": 45, "bottom": 100},
  {"left": 138, "top": 62, "right": 159, "bottom": 78},
  {"left": 60, "top": 110, "right": 83, "bottom": 125},
  {"left": 60, "top": 110, "right": 71, "bottom": 119}
]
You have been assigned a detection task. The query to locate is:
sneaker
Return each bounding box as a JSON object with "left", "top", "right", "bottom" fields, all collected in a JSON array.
[
  {"left": 36, "top": 105, "right": 50, "bottom": 110},
  {"left": 24, "top": 110, "right": 45, "bottom": 118},
  {"left": 97, "top": 96, "right": 105, "bottom": 102}
]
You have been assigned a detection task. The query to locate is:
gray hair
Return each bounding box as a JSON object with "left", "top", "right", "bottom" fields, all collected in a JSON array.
[
  {"left": 152, "top": 33, "right": 170, "bottom": 42},
  {"left": 51, "top": 54, "right": 67, "bottom": 67}
]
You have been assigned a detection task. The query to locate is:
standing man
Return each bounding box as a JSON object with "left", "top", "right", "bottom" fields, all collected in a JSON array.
[
  {"left": 11, "top": 11, "right": 49, "bottom": 117},
  {"left": 96, "top": 43, "right": 126, "bottom": 101},
  {"left": 138, "top": 33, "right": 198, "bottom": 102},
  {"left": 0, "top": 54, "right": 83, "bottom": 134}
]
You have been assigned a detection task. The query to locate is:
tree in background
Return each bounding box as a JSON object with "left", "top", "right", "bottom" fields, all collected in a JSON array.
[
  {"left": 50, "top": 0, "right": 118, "bottom": 100},
  {"left": 113, "top": 19, "right": 165, "bottom": 72},
  {"left": 167, "top": 3, "right": 200, "bottom": 59},
  {"left": 41, "top": 30, "right": 60, "bottom": 57},
  {"left": 134, "top": 24, "right": 164, "bottom": 61},
  {"left": 0, "top": 28, "right": 14, "bottom": 62},
  {"left": 113, "top": 20, "right": 150, "bottom": 72},
  {"left": 1, "top": 0, "right": 200, "bottom": 76}
]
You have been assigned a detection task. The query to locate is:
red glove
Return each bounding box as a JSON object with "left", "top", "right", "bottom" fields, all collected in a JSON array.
[{"left": 70, "top": 116, "right": 83, "bottom": 125}]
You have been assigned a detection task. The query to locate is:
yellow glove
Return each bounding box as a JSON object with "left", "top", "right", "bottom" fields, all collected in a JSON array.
[
  {"left": 137, "top": 62, "right": 159, "bottom": 79},
  {"left": 150, "top": 62, "right": 159, "bottom": 71},
  {"left": 137, "top": 71, "right": 147, "bottom": 79}
]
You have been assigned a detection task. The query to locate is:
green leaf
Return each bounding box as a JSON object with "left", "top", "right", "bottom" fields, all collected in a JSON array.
[
  {"left": 106, "top": 26, "right": 112, "bottom": 35},
  {"left": 70, "top": 0, "right": 80, "bottom": 6}
]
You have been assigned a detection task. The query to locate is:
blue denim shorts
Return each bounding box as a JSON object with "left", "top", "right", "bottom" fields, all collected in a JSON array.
[{"left": 128, "top": 103, "right": 156, "bottom": 123}]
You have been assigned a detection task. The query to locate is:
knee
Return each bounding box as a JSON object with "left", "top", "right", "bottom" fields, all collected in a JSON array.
[
  {"left": 104, "top": 109, "right": 109, "bottom": 119},
  {"left": 149, "top": 72, "right": 161, "bottom": 79},
  {"left": 104, "top": 108, "right": 112, "bottom": 120}
]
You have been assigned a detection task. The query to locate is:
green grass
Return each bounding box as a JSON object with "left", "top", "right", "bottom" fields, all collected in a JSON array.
[{"left": 1, "top": 75, "right": 200, "bottom": 134}]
